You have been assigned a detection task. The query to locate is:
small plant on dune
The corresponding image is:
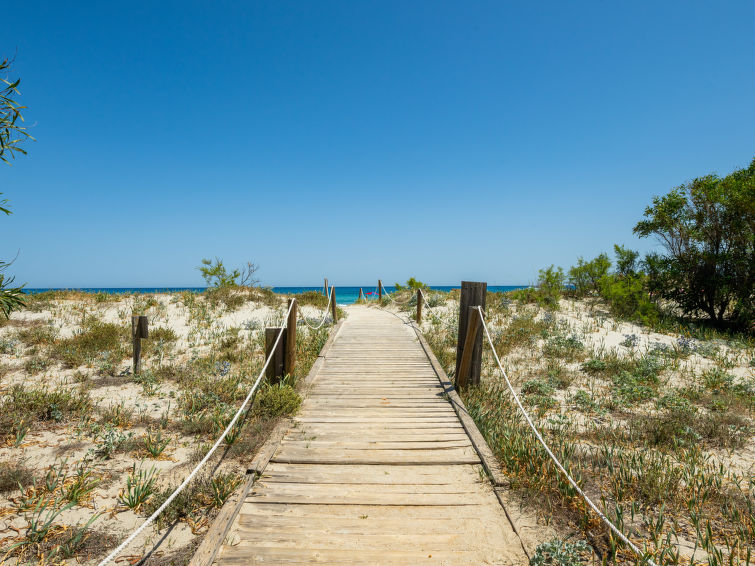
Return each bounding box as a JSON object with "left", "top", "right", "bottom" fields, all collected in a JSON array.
[
  {"left": 119, "top": 463, "right": 158, "bottom": 511},
  {"left": 57, "top": 513, "right": 103, "bottom": 559},
  {"left": 53, "top": 318, "right": 130, "bottom": 368},
  {"left": 144, "top": 428, "right": 170, "bottom": 458},
  {"left": 530, "top": 538, "right": 590, "bottom": 566},
  {"left": 254, "top": 377, "right": 302, "bottom": 417},
  {"left": 210, "top": 473, "right": 241, "bottom": 508},
  {"left": 23, "top": 499, "right": 76, "bottom": 545},
  {"left": 63, "top": 462, "right": 100, "bottom": 504},
  {"left": 101, "top": 401, "right": 134, "bottom": 427},
  {"left": 91, "top": 425, "right": 133, "bottom": 459},
  {"left": 0, "top": 458, "right": 34, "bottom": 494}
]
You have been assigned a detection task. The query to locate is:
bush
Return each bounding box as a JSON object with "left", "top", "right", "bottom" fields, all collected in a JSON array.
[
  {"left": 53, "top": 318, "right": 129, "bottom": 368},
  {"left": 537, "top": 266, "right": 565, "bottom": 309},
  {"left": 253, "top": 381, "right": 301, "bottom": 417},
  {"left": 296, "top": 291, "right": 329, "bottom": 308},
  {"left": 634, "top": 158, "right": 755, "bottom": 328},
  {"left": 598, "top": 273, "right": 661, "bottom": 326},
  {"left": 568, "top": 254, "right": 610, "bottom": 296}
]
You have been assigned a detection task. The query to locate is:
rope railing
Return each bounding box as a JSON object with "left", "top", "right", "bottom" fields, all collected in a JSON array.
[
  {"left": 418, "top": 288, "right": 447, "bottom": 323},
  {"left": 475, "top": 306, "right": 657, "bottom": 566},
  {"left": 97, "top": 300, "right": 297, "bottom": 566},
  {"left": 299, "top": 284, "right": 333, "bottom": 330},
  {"left": 381, "top": 285, "right": 414, "bottom": 305}
]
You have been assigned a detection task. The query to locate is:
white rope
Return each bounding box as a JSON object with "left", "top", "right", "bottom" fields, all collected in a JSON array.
[
  {"left": 476, "top": 307, "right": 656, "bottom": 566},
  {"left": 418, "top": 288, "right": 446, "bottom": 323},
  {"left": 97, "top": 300, "right": 296, "bottom": 566},
  {"left": 381, "top": 286, "right": 413, "bottom": 305},
  {"left": 299, "top": 285, "right": 333, "bottom": 330}
]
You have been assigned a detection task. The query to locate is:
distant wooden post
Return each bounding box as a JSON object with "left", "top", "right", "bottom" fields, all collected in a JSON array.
[
  {"left": 358, "top": 288, "right": 364, "bottom": 302},
  {"left": 330, "top": 286, "right": 338, "bottom": 323},
  {"left": 265, "top": 327, "right": 286, "bottom": 384},
  {"left": 284, "top": 298, "right": 297, "bottom": 377},
  {"left": 378, "top": 280, "right": 383, "bottom": 301},
  {"left": 324, "top": 278, "right": 329, "bottom": 296},
  {"left": 455, "top": 281, "right": 487, "bottom": 389},
  {"left": 131, "top": 315, "right": 148, "bottom": 375},
  {"left": 416, "top": 288, "right": 423, "bottom": 324}
]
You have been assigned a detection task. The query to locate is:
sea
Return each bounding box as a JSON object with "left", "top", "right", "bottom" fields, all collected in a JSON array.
[{"left": 23, "top": 286, "right": 528, "bottom": 305}]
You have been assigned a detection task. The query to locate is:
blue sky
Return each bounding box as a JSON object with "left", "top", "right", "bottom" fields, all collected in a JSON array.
[{"left": 2, "top": 1, "right": 754, "bottom": 287}]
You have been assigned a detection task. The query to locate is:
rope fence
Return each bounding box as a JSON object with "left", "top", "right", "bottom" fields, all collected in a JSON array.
[
  {"left": 476, "top": 306, "right": 657, "bottom": 566},
  {"left": 97, "top": 300, "right": 297, "bottom": 566},
  {"left": 375, "top": 283, "right": 657, "bottom": 565},
  {"left": 100, "top": 280, "right": 656, "bottom": 565},
  {"left": 299, "top": 284, "right": 334, "bottom": 330}
]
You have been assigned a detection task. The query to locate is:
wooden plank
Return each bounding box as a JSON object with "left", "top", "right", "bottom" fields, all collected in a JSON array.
[
  {"left": 217, "top": 547, "right": 485, "bottom": 565},
  {"left": 412, "top": 321, "right": 509, "bottom": 488}
]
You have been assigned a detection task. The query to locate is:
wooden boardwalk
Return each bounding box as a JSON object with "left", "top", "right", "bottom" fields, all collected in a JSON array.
[{"left": 213, "top": 307, "right": 526, "bottom": 565}]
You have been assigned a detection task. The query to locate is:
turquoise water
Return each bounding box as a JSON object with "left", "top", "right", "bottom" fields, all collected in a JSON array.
[{"left": 24, "top": 285, "right": 528, "bottom": 305}]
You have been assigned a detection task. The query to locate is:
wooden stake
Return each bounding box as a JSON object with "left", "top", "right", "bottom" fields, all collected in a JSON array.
[
  {"left": 416, "top": 288, "right": 423, "bottom": 324},
  {"left": 324, "top": 278, "right": 328, "bottom": 296},
  {"left": 265, "top": 327, "right": 286, "bottom": 384},
  {"left": 330, "top": 286, "right": 338, "bottom": 323},
  {"left": 284, "top": 298, "right": 297, "bottom": 377},
  {"left": 378, "top": 280, "right": 382, "bottom": 301},
  {"left": 455, "top": 281, "right": 487, "bottom": 387},
  {"left": 456, "top": 307, "right": 482, "bottom": 390},
  {"left": 359, "top": 288, "right": 364, "bottom": 301},
  {"left": 131, "top": 315, "right": 148, "bottom": 375}
]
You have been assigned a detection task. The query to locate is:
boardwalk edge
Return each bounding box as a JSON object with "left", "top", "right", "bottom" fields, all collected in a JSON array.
[
  {"left": 188, "top": 319, "right": 345, "bottom": 566},
  {"left": 410, "top": 321, "right": 508, "bottom": 487}
]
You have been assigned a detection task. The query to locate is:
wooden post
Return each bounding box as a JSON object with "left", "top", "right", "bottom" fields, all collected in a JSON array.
[
  {"left": 378, "top": 280, "right": 382, "bottom": 301},
  {"left": 265, "top": 327, "right": 286, "bottom": 384},
  {"left": 416, "top": 288, "right": 423, "bottom": 324},
  {"left": 456, "top": 307, "right": 482, "bottom": 390},
  {"left": 284, "top": 298, "right": 297, "bottom": 377},
  {"left": 359, "top": 288, "right": 364, "bottom": 301},
  {"left": 455, "top": 281, "right": 487, "bottom": 388},
  {"left": 324, "top": 278, "right": 329, "bottom": 296},
  {"left": 131, "top": 315, "right": 148, "bottom": 375},
  {"left": 330, "top": 286, "right": 338, "bottom": 323}
]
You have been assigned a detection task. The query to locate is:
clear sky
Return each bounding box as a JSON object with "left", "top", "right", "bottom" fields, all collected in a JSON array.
[{"left": 2, "top": 1, "right": 754, "bottom": 287}]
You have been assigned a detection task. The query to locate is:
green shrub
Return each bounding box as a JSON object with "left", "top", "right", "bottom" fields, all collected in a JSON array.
[
  {"left": 568, "top": 254, "right": 611, "bottom": 296},
  {"left": 599, "top": 273, "right": 661, "bottom": 326},
  {"left": 53, "top": 318, "right": 129, "bottom": 368},
  {"left": 0, "top": 459, "right": 34, "bottom": 494},
  {"left": 543, "top": 335, "right": 585, "bottom": 362},
  {"left": 530, "top": 538, "right": 589, "bottom": 566},
  {"left": 296, "top": 291, "right": 328, "bottom": 308},
  {"left": 254, "top": 381, "right": 301, "bottom": 417}
]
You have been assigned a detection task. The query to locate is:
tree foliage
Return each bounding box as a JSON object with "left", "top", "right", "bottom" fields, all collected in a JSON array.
[
  {"left": 568, "top": 253, "right": 611, "bottom": 296},
  {"left": 197, "top": 258, "right": 259, "bottom": 288},
  {"left": 1, "top": 57, "right": 32, "bottom": 163},
  {"left": 0, "top": 57, "right": 28, "bottom": 317},
  {"left": 393, "top": 277, "right": 428, "bottom": 291},
  {"left": 634, "top": 158, "right": 755, "bottom": 327}
]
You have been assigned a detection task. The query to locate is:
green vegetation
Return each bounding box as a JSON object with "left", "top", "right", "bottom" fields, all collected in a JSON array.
[
  {"left": 198, "top": 257, "right": 259, "bottom": 287},
  {"left": 509, "top": 266, "right": 565, "bottom": 310},
  {"left": 635, "top": 158, "right": 754, "bottom": 328},
  {"left": 52, "top": 318, "right": 129, "bottom": 368},
  {"left": 1, "top": 57, "right": 30, "bottom": 317},
  {"left": 393, "top": 277, "right": 428, "bottom": 290},
  {"left": 253, "top": 378, "right": 302, "bottom": 418},
  {"left": 119, "top": 464, "right": 158, "bottom": 511}
]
